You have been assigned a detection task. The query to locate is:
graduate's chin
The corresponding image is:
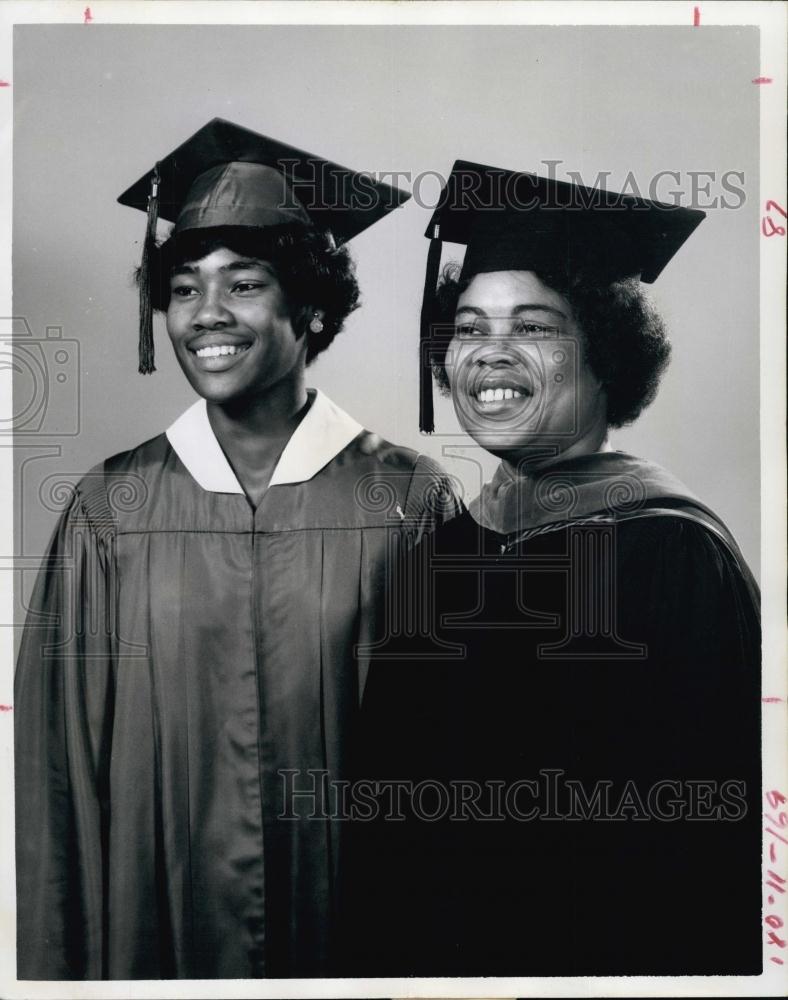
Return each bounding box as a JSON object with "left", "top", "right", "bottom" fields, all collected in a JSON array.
[
  {"left": 462, "top": 426, "right": 537, "bottom": 456},
  {"left": 454, "top": 404, "right": 540, "bottom": 453},
  {"left": 181, "top": 368, "right": 249, "bottom": 405}
]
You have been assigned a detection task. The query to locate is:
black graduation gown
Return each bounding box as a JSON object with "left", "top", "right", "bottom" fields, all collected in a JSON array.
[
  {"left": 356, "top": 495, "right": 762, "bottom": 977},
  {"left": 14, "top": 394, "right": 461, "bottom": 980}
]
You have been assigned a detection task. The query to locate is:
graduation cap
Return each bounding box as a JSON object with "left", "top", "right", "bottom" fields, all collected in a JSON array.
[
  {"left": 419, "top": 159, "right": 706, "bottom": 432},
  {"left": 118, "top": 118, "right": 411, "bottom": 373}
]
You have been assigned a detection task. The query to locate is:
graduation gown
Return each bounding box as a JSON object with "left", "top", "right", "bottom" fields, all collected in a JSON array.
[
  {"left": 15, "top": 389, "right": 460, "bottom": 980},
  {"left": 357, "top": 451, "right": 762, "bottom": 977}
]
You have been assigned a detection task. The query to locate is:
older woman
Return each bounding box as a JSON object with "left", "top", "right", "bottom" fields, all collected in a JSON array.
[
  {"left": 14, "top": 119, "right": 460, "bottom": 980},
  {"left": 358, "top": 162, "right": 761, "bottom": 977}
]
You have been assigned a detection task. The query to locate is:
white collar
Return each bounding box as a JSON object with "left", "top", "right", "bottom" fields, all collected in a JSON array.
[{"left": 165, "top": 389, "right": 363, "bottom": 494}]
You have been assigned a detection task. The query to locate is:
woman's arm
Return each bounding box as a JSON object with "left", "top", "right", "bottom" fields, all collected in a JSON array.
[{"left": 15, "top": 474, "right": 117, "bottom": 980}]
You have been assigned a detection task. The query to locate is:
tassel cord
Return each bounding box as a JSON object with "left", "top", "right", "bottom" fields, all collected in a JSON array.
[
  {"left": 138, "top": 164, "right": 160, "bottom": 374},
  {"left": 419, "top": 226, "right": 442, "bottom": 433}
]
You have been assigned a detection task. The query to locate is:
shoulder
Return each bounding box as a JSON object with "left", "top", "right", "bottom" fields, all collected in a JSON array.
[
  {"left": 615, "top": 501, "right": 738, "bottom": 559},
  {"left": 344, "top": 431, "right": 463, "bottom": 521},
  {"left": 350, "top": 430, "right": 423, "bottom": 474},
  {"left": 71, "top": 432, "right": 173, "bottom": 529},
  {"left": 349, "top": 431, "right": 454, "bottom": 483},
  {"left": 332, "top": 430, "right": 422, "bottom": 489},
  {"left": 75, "top": 432, "right": 172, "bottom": 496},
  {"left": 101, "top": 431, "right": 172, "bottom": 477},
  {"left": 613, "top": 503, "right": 758, "bottom": 606}
]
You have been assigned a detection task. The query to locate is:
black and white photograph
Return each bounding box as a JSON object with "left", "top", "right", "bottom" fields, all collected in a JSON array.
[{"left": 1, "top": 2, "right": 785, "bottom": 997}]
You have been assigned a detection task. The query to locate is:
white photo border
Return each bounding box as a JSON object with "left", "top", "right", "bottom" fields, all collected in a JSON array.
[{"left": 0, "top": 3, "right": 785, "bottom": 998}]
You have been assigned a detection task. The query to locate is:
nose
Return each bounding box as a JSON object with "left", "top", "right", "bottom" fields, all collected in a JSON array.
[
  {"left": 191, "top": 289, "right": 234, "bottom": 330},
  {"left": 474, "top": 347, "right": 528, "bottom": 368}
]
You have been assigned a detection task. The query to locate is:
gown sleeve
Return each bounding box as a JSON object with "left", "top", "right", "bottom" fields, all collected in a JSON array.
[
  {"left": 567, "top": 514, "right": 763, "bottom": 974},
  {"left": 617, "top": 513, "right": 760, "bottom": 776},
  {"left": 402, "top": 453, "right": 464, "bottom": 542},
  {"left": 15, "top": 473, "right": 117, "bottom": 980}
]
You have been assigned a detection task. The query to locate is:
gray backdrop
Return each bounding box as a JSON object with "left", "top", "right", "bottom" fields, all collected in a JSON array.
[{"left": 12, "top": 25, "right": 760, "bottom": 611}]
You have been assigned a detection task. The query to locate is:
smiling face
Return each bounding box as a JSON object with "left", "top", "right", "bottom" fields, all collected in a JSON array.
[
  {"left": 446, "top": 270, "right": 608, "bottom": 462},
  {"left": 166, "top": 247, "right": 308, "bottom": 407}
]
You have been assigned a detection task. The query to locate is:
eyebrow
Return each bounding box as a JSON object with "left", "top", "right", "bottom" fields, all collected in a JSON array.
[
  {"left": 455, "top": 304, "right": 567, "bottom": 319},
  {"left": 170, "top": 259, "right": 270, "bottom": 278}
]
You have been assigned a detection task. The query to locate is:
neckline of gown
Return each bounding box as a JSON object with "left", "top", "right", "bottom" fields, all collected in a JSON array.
[{"left": 468, "top": 450, "right": 708, "bottom": 535}]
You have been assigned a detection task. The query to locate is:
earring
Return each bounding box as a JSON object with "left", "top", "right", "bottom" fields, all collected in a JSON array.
[{"left": 309, "top": 315, "right": 324, "bottom": 334}]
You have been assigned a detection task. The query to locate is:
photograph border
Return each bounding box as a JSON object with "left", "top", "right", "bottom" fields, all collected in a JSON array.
[{"left": 1, "top": 3, "right": 785, "bottom": 998}]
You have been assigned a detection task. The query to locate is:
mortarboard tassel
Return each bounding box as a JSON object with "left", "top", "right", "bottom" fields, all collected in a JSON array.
[
  {"left": 138, "top": 164, "right": 160, "bottom": 374},
  {"left": 419, "top": 224, "right": 442, "bottom": 433}
]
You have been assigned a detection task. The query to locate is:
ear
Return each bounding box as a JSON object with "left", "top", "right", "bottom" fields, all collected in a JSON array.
[
  {"left": 307, "top": 308, "right": 326, "bottom": 334},
  {"left": 292, "top": 305, "right": 320, "bottom": 339}
]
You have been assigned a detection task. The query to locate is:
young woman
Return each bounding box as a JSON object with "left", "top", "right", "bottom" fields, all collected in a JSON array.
[
  {"left": 14, "top": 119, "right": 460, "bottom": 980},
  {"left": 358, "top": 161, "right": 761, "bottom": 977}
]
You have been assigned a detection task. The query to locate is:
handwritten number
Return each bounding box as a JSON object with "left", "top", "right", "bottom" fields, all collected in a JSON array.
[
  {"left": 762, "top": 217, "right": 786, "bottom": 237},
  {"left": 762, "top": 203, "right": 788, "bottom": 237}
]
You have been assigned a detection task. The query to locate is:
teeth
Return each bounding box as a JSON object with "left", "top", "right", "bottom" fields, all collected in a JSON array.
[
  {"left": 477, "top": 387, "right": 523, "bottom": 403},
  {"left": 194, "top": 344, "right": 249, "bottom": 358}
]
